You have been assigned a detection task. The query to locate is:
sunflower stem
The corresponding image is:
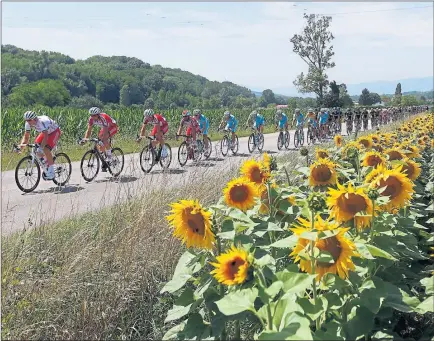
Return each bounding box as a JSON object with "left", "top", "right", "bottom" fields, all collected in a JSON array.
[
  {"left": 258, "top": 269, "right": 273, "bottom": 331},
  {"left": 370, "top": 200, "right": 376, "bottom": 241},
  {"left": 234, "top": 319, "right": 241, "bottom": 340},
  {"left": 266, "top": 183, "right": 276, "bottom": 258},
  {"left": 284, "top": 167, "right": 291, "bottom": 186},
  {"left": 309, "top": 210, "right": 321, "bottom": 332},
  {"left": 216, "top": 234, "right": 227, "bottom": 340}
]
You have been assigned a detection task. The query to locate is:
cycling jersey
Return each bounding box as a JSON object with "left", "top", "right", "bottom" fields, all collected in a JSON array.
[
  {"left": 277, "top": 113, "right": 288, "bottom": 129},
  {"left": 196, "top": 114, "right": 210, "bottom": 134},
  {"left": 225, "top": 114, "right": 238, "bottom": 133},
  {"left": 319, "top": 112, "right": 328, "bottom": 125},
  {"left": 25, "top": 115, "right": 59, "bottom": 134},
  {"left": 308, "top": 118, "right": 318, "bottom": 128},
  {"left": 254, "top": 115, "right": 265, "bottom": 129},
  {"left": 88, "top": 113, "right": 117, "bottom": 128},
  {"left": 144, "top": 113, "right": 167, "bottom": 127},
  {"left": 180, "top": 116, "right": 200, "bottom": 136},
  {"left": 295, "top": 113, "right": 305, "bottom": 126}
]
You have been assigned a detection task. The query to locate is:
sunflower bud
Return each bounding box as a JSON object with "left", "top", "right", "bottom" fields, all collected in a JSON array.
[
  {"left": 346, "top": 146, "right": 359, "bottom": 160},
  {"left": 300, "top": 147, "right": 309, "bottom": 157},
  {"left": 366, "top": 188, "right": 380, "bottom": 201},
  {"left": 307, "top": 192, "right": 327, "bottom": 212}
]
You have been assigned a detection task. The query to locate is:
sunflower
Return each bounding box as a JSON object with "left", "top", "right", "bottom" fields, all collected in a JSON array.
[
  {"left": 166, "top": 199, "right": 215, "bottom": 249},
  {"left": 258, "top": 182, "right": 279, "bottom": 215},
  {"left": 309, "top": 159, "right": 337, "bottom": 187},
  {"left": 362, "top": 151, "right": 386, "bottom": 168},
  {"left": 334, "top": 135, "right": 343, "bottom": 147},
  {"left": 417, "top": 138, "right": 425, "bottom": 147},
  {"left": 288, "top": 195, "right": 297, "bottom": 206},
  {"left": 263, "top": 152, "right": 271, "bottom": 171},
  {"left": 342, "top": 142, "right": 361, "bottom": 159},
  {"left": 316, "top": 148, "right": 330, "bottom": 160},
  {"left": 240, "top": 159, "right": 270, "bottom": 187},
  {"left": 210, "top": 245, "right": 249, "bottom": 286},
  {"left": 224, "top": 177, "right": 258, "bottom": 211},
  {"left": 358, "top": 136, "right": 373, "bottom": 149},
  {"left": 385, "top": 148, "right": 405, "bottom": 161},
  {"left": 403, "top": 145, "right": 421, "bottom": 159},
  {"left": 372, "top": 144, "right": 384, "bottom": 153},
  {"left": 327, "top": 182, "right": 374, "bottom": 230},
  {"left": 401, "top": 158, "right": 421, "bottom": 181},
  {"left": 366, "top": 164, "right": 415, "bottom": 211},
  {"left": 431, "top": 139, "right": 434, "bottom": 148},
  {"left": 289, "top": 215, "right": 357, "bottom": 281},
  {"left": 370, "top": 134, "right": 380, "bottom": 144}
]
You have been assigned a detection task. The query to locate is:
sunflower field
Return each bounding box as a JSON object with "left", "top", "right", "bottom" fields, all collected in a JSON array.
[{"left": 161, "top": 113, "right": 434, "bottom": 340}]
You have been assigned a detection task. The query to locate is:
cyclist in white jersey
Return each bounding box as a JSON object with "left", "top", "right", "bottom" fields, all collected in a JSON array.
[{"left": 18, "top": 111, "right": 61, "bottom": 180}]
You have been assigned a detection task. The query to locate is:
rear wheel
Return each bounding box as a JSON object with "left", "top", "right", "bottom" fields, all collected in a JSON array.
[
  {"left": 299, "top": 129, "right": 305, "bottom": 146},
  {"left": 203, "top": 137, "right": 212, "bottom": 159},
  {"left": 108, "top": 147, "right": 124, "bottom": 177},
  {"left": 248, "top": 134, "right": 255, "bottom": 153},
  {"left": 15, "top": 155, "right": 41, "bottom": 193},
  {"left": 52, "top": 153, "right": 72, "bottom": 186},
  {"left": 140, "top": 145, "right": 155, "bottom": 173},
  {"left": 80, "top": 150, "right": 100, "bottom": 182},
  {"left": 178, "top": 141, "right": 189, "bottom": 166}
]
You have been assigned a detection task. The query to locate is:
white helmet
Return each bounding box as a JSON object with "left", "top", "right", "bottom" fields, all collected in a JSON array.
[
  {"left": 144, "top": 109, "right": 154, "bottom": 117},
  {"left": 24, "top": 111, "right": 37, "bottom": 120},
  {"left": 224, "top": 111, "right": 231, "bottom": 117},
  {"left": 89, "top": 107, "right": 101, "bottom": 116}
]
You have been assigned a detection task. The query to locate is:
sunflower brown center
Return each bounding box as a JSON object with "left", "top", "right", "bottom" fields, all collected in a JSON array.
[
  {"left": 366, "top": 155, "right": 383, "bottom": 167},
  {"left": 318, "top": 151, "right": 328, "bottom": 158},
  {"left": 402, "top": 163, "right": 414, "bottom": 178},
  {"left": 229, "top": 185, "right": 249, "bottom": 203},
  {"left": 372, "top": 145, "right": 383, "bottom": 152},
  {"left": 225, "top": 257, "right": 246, "bottom": 279},
  {"left": 379, "top": 176, "right": 402, "bottom": 199},
  {"left": 312, "top": 165, "right": 332, "bottom": 182},
  {"left": 250, "top": 167, "right": 263, "bottom": 183},
  {"left": 338, "top": 193, "right": 367, "bottom": 215},
  {"left": 186, "top": 209, "right": 205, "bottom": 236},
  {"left": 388, "top": 151, "right": 403, "bottom": 161},
  {"left": 316, "top": 236, "right": 342, "bottom": 268},
  {"left": 359, "top": 139, "right": 370, "bottom": 148}
]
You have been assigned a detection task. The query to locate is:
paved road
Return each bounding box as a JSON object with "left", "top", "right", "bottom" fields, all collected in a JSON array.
[{"left": 1, "top": 125, "right": 356, "bottom": 235}]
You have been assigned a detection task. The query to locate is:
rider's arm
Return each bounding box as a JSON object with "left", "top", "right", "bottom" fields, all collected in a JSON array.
[
  {"left": 176, "top": 121, "right": 183, "bottom": 136},
  {"left": 139, "top": 123, "right": 147, "bottom": 137},
  {"left": 20, "top": 131, "right": 30, "bottom": 146},
  {"left": 84, "top": 121, "right": 93, "bottom": 139}
]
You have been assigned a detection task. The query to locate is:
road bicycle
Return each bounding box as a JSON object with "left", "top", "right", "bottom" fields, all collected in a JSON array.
[
  {"left": 79, "top": 137, "right": 124, "bottom": 182},
  {"left": 363, "top": 117, "right": 369, "bottom": 131},
  {"left": 197, "top": 132, "right": 212, "bottom": 159},
  {"left": 354, "top": 118, "right": 362, "bottom": 134},
  {"left": 177, "top": 134, "right": 203, "bottom": 167},
  {"left": 277, "top": 128, "right": 290, "bottom": 150},
  {"left": 293, "top": 124, "right": 305, "bottom": 148},
  {"left": 306, "top": 123, "right": 317, "bottom": 145},
  {"left": 137, "top": 135, "right": 172, "bottom": 173},
  {"left": 247, "top": 127, "right": 264, "bottom": 153},
  {"left": 345, "top": 118, "right": 353, "bottom": 136},
  {"left": 218, "top": 128, "right": 239, "bottom": 156},
  {"left": 13, "top": 143, "right": 72, "bottom": 193}
]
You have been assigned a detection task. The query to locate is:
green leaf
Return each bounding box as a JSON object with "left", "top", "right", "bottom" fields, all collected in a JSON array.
[
  {"left": 215, "top": 288, "right": 258, "bottom": 316},
  {"left": 372, "top": 331, "right": 394, "bottom": 340},
  {"left": 165, "top": 304, "right": 192, "bottom": 323},
  {"left": 313, "top": 321, "right": 344, "bottom": 341},
  {"left": 416, "top": 296, "right": 434, "bottom": 314},
  {"left": 267, "top": 221, "right": 284, "bottom": 232},
  {"left": 383, "top": 281, "right": 420, "bottom": 312},
  {"left": 355, "top": 242, "right": 375, "bottom": 259},
  {"left": 300, "top": 231, "right": 317, "bottom": 241},
  {"left": 258, "top": 312, "right": 313, "bottom": 340},
  {"left": 324, "top": 293, "right": 344, "bottom": 310},
  {"left": 217, "top": 219, "right": 235, "bottom": 240},
  {"left": 265, "top": 281, "right": 283, "bottom": 300},
  {"left": 161, "top": 274, "right": 192, "bottom": 294},
  {"left": 183, "top": 313, "right": 207, "bottom": 339},
  {"left": 255, "top": 254, "right": 276, "bottom": 268},
  {"left": 421, "top": 277, "right": 434, "bottom": 295},
  {"left": 162, "top": 321, "right": 187, "bottom": 340},
  {"left": 228, "top": 208, "right": 254, "bottom": 223},
  {"left": 276, "top": 270, "right": 316, "bottom": 295},
  {"left": 175, "top": 288, "right": 195, "bottom": 306},
  {"left": 366, "top": 244, "right": 397, "bottom": 261},
  {"left": 342, "top": 305, "right": 375, "bottom": 340},
  {"left": 270, "top": 235, "right": 298, "bottom": 249},
  {"left": 317, "top": 250, "right": 335, "bottom": 264},
  {"left": 296, "top": 297, "right": 324, "bottom": 321}
]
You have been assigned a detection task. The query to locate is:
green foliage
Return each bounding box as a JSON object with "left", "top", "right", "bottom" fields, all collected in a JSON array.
[
  {"left": 358, "top": 88, "right": 382, "bottom": 106},
  {"left": 401, "top": 95, "right": 420, "bottom": 107}
]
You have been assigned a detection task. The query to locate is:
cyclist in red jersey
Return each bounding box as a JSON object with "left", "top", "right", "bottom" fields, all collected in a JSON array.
[
  {"left": 176, "top": 110, "right": 200, "bottom": 146},
  {"left": 81, "top": 107, "right": 118, "bottom": 171},
  {"left": 138, "top": 109, "right": 169, "bottom": 158}
]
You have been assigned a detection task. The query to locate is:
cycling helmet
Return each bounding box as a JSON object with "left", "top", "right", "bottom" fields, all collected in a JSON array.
[
  {"left": 144, "top": 109, "right": 154, "bottom": 117},
  {"left": 193, "top": 109, "right": 201, "bottom": 116},
  {"left": 250, "top": 110, "right": 258, "bottom": 117},
  {"left": 307, "top": 108, "right": 314, "bottom": 113},
  {"left": 182, "top": 110, "right": 191, "bottom": 117},
  {"left": 295, "top": 108, "right": 300, "bottom": 113},
  {"left": 24, "top": 110, "right": 37, "bottom": 121},
  {"left": 276, "top": 109, "right": 282, "bottom": 115},
  {"left": 89, "top": 107, "right": 101, "bottom": 116},
  {"left": 224, "top": 111, "right": 231, "bottom": 117}
]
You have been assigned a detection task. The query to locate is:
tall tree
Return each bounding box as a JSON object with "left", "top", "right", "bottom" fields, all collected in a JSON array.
[
  {"left": 262, "top": 89, "right": 276, "bottom": 105},
  {"left": 358, "top": 88, "right": 371, "bottom": 105},
  {"left": 393, "top": 82, "right": 402, "bottom": 105},
  {"left": 290, "top": 13, "right": 335, "bottom": 104}
]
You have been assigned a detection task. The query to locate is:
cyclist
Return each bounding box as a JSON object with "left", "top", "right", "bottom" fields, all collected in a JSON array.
[
  {"left": 291, "top": 108, "right": 305, "bottom": 127},
  {"left": 81, "top": 107, "right": 118, "bottom": 172},
  {"left": 193, "top": 109, "right": 210, "bottom": 149},
  {"left": 176, "top": 110, "right": 200, "bottom": 151},
  {"left": 354, "top": 108, "right": 362, "bottom": 130},
  {"left": 306, "top": 108, "right": 318, "bottom": 138},
  {"left": 362, "top": 107, "right": 369, "bottom": 130},
  {"left": 18, "top": 111, "right": 61, "bottom": 180},
  {"left": 274, "top": 109, "right": 288, "bottom": 131},
  {"left": 344, "top": 108, "right": 353, "bottom": 133},
  {"left": 246, "top": 110, "right": 265, "bottom": 134},
  {"left": 218, "top": 110, "right": 238, "bottom": 148},
  {"left": 139, "top": 109, "right": 169, "bottom": 159},
  {"left": 318, "top": 108, "right": 329, "bottom": 136}
]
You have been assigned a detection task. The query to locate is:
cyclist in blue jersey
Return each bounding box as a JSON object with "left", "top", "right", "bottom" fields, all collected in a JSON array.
[
  {"left": 318, "top": 108, "right": 329, "bottom": 136},
  {"left": 246, "top": 110, "right": 265, "bottom": 134},
  {"left": 193, "top": 109, "right": 210, "bottom": 149},
  {"left": 291, "top": 108, "right": 305, "bottom": 128},
  {"left": 218, "top": 110, "right": 238, "bottom": 147},
  {"left": 274, "top": 110, "right": 288, "bottom": 131}
]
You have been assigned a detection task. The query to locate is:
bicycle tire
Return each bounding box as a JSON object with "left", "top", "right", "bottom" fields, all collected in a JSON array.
[
  {"left": 277, "top": 132, "right": 284, "bottom": 150},
  {"left": 159, "top": 143, "right": 172, "bottom": 169},
  {"left": 284, "top": 131, "right": 290, "bottom": 149},
  {"left": 52, "top": 152, "right": 72, "bottom": 186},
  {"left": 15, "top": 155, "right": 41, "bottom": 193},
  {"left": 300, "top": 129, "right": 305, "bottom": 146},
  {"left": 178, "top": 141, "right": 189, "bottom": 166},
  {"left": 257, "top": 133, "right": 264, "bottom": 152},
  {"left": 221, "top": 136, "right": 229, "bottom": 157},
  {"left": 108, "top": 147, "right": 124, "bottom": 177},
  {"left": 140, "top": 145, "right": 155, "bottom": 173},
  {"left": 80, "top": 150, "right": 100, "bottom": 182},
  {"left": 247, "top": 133, "right": 255, "bottom": 153},
  {"left": 231, "top": 135, "right": 239, "bottom": 155},
  {"left": 294, "top": 130, "right": 300, "bottom": 148},
  {"left": 203, "top": 137, "right": 212, "bottom": 159}
]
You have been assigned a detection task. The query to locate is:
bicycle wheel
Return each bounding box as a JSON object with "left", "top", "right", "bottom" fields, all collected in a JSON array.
[
  {"left": 140, "top": 145, "right": 155, "bottom": 173},
  {"left": 294, "top": 131, "right": 300, "bottom": 148},
  {"left": 193, "top": 140, "right": 203, "bottom": 162},
  {"left": 277, "top": 132, "right": 284, "bottom": 150},
  {"left": 284, "top": 131, "right": 291, "bottom": 149},
  {"left": 52, "top": 152, "right": 72, "bottom": 186},
  {"left": 80, "top": 150, "right": 100, "bottom": 182},
  {"left": 178, "top": 141, "right": 189, "bottom": 166},
  {"left": 203, "top": 137, "right": 212, "bottom": 159},
  {"left": 257, "top": 133, "right": 264, "bottom": 152},
  {"left": 15, "top": 155, "right": 41, "bottom": 193},
  {"left": 108, "top": 147, "right": 124, "bottom": 177},
  {"left": 300, "top": 130, "right": 305, "bottom": 146},
  {"left": 231, "top": 135, "right": 239, "bottom": 155},
  {"left": 221, "top": 136, "right": 229, "bottom": 156},
  {"left": 247, "top": 133, "right": 255, "bottom": 153},
  {"left": 307, "top": 129, "right": 312, "bottom": 145},
  {"left": 159, "top": 143, "right": 172, "bottom": 169}
]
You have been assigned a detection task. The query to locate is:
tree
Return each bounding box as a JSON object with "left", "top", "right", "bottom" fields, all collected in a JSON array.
[
  {"left": 393, "top": 82, "right": 402, "bottom": 105},
  {"left": 287, "top": 98, "right": 297, "bottom": 111},
  {"left": 262, "top": 89, "right": 276, "bottom": 105},
  {"left": 401, "top": 95, "right": 419, "bottom": 106},
  {"left": 420, "top": 96, "right": 426, "bottom": 103},
  {"left": 69, "top": 95, "right": 103, "bottom": 109},
  {"left": 370, "top": 93, "right": 381, "bottom": 105},
  {"left": 322, "top": 80, "right": 342, "bottom": 108},
  {"left": 290, "top": 13, "right": 335, "bottom": 103},
  {"left": 144, "top": 97, "right": 155, "bottom": 109},
  {"left": 358, "top": 88, "right": 372, "bottom": 105}
]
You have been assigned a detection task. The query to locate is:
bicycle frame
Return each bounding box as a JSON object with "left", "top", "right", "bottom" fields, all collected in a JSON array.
[{"left": 15, "top": 143, "right": 51, "bottom": 173}]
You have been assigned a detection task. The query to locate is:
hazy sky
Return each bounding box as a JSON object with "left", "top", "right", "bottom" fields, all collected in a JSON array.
[{"left": 2, "top": 2, "right": 433, "bottom": 91}]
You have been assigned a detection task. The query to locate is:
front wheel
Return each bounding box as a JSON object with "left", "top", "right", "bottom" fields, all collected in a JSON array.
[
  {"left": 203, "top": 137, "right": 212, "bottom": 159},
  {"left": 277, "top": 132, "right": 284, "bottom": 150},
  {"left": 80, "top": 150, "right": 100, "bottom": 182},
  {"left": 231, "top": 135, "right": 239, "bottom": 155},
  {"left": 15, "top": 155, "right": 41, "bottom": 193},
  {"left": 248, "top": 133, "right": 255, "bottom": 153},
  {"left": 221, "top": 136, "right": 229, "bottom": 157},
  {"left": 140, "top": 145, "right": 155, "bottom": 173},
  {"left": 159, "top": 143, "right": 172, "bottom": 170},
  {"left": 108, "top": 147, "right": 124, "bottom": 177},
  {"left": 299, "top": 130, "right": 305, "bottom": 146},
  {"left": 52, "top": 152, "right": 72, "bottom": 186},
  {"left": 257, "top": 133, "right": 264, "bottom": 151},
  {"left": 284, "top": 131, "right": 291, "bottom": 149},
  {"left": 294, "top": 130, "right": 300, "bottom": 148},
  {"left": 178, "top": 141, "right": 189, "bottom": 167}
]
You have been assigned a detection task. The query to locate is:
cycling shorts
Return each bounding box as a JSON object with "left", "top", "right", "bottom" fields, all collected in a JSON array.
[
  {"left": 186, "top": 125, "right": 201, "bottom": 136},
  {"left": 98, "top": 124, "right": 118, "bottom": 139},
  {"left": 151, "top": 122, "right": 169, "bottom": 136},
  {"left": 35, "top": 128, "right": 61, "bottom": 150}
]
